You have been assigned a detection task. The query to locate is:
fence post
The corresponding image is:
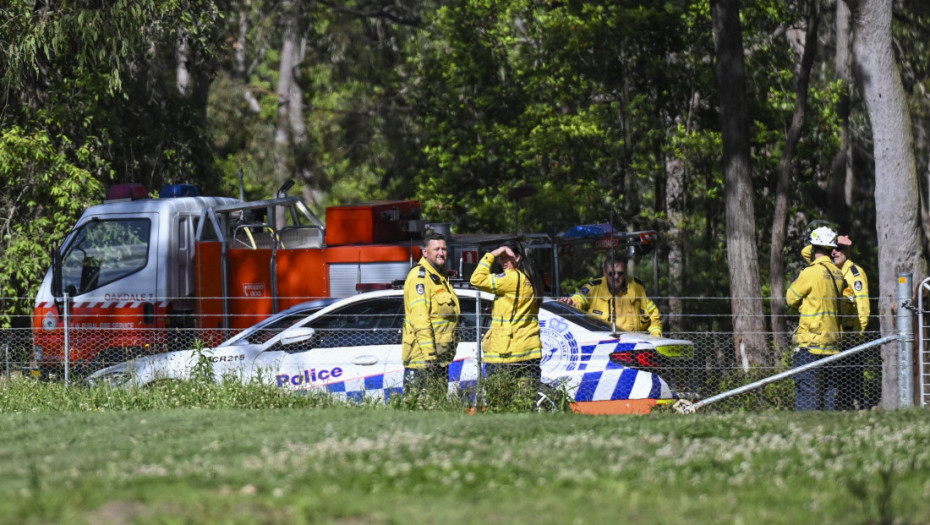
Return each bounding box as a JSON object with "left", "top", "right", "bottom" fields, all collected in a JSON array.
[
  {"left": 64, "top": 291, "right": 70, "bottom": 387},
  {"left": 898, "top": 272, "right": 914, "bottom": 408},
  {"left": 474, "top": 294, "right": 483, "bottom": 409}
]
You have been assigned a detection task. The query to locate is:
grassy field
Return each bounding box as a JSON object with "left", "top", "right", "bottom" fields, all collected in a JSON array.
[{"left": 1, "top": 378, "right": 929, "bottom": 524}]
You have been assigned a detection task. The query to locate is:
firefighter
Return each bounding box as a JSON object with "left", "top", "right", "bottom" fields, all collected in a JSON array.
[
  {"left": 787, "top": 226, "right": 850, "bottom": 411},
  {"left": 560, "top": 257, "right": 663, "bottom": 336},
  {"left": 469, "top": 239, "right": 544, "bottom": 385},
  {"left": 801, "top": 234, "right": 870, "bottom": 409},
  {"left": 402, "top": 232, "right": 461, "bottom": 398}
]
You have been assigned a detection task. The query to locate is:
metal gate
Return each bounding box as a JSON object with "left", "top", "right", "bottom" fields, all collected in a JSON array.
[{"left": 917, "top": 277, "right": 930, "bottom": 407}]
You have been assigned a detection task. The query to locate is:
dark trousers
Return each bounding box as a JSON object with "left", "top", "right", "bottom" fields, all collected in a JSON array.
[
  {"left": 403, "top": 365, "right": 449, "bottom": 399},
  {"left": 794, "top": 348, "right": 841, "bottom": 411},
  {"left": 837, "top": 333, "right": 865, "bottom": 410},
  {"left": 485, "top": 359, "right": 542, "bottom": 387}
]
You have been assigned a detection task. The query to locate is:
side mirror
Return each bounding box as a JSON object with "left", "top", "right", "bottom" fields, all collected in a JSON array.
[
  {"left": 51, "top": 248, "right": 63, "bottom": 298},
  {"left": 279, "top": 326, "right": 316, "bottom": 347}
]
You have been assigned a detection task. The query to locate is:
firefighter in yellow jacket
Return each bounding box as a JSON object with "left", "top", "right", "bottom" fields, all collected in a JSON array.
[
  {"left": 787, "top": 226, "right": 851, "bottom": 410},
  {"left": 560, "top": 257, "right": 663, "bottom": 336},
  {"left": 402, "top": 232, "right": 460, "bottom": 395},
  {"left": 469, "top": 239, "right": 544, "bottom": 383},
  {"left": 801, "top": 234, "right": 870, "bottom": 409},
  {"left": 801, "top": 236, "right": 869, "bottom": 332}
]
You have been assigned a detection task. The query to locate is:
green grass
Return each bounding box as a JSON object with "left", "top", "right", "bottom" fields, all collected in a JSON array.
[{"left": 1, "top": 377, "right": 929, "bottom": 524}]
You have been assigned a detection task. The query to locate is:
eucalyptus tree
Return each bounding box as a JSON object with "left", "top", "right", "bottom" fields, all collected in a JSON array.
[
  {"left": 710, "top": 0, "right": 767, "bottom": 365},
  {"left": 842, "top": 0, "right": 928, "bottom": 408}
]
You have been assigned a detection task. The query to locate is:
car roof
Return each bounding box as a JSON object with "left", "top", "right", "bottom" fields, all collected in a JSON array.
[{"left": 309, "top": 287, "right": 491, "bottom": 314}]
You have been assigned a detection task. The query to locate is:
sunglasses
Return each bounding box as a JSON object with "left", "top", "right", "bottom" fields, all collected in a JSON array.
[{"left": 607, "top": 271, "right": 625, "bottom": 277}]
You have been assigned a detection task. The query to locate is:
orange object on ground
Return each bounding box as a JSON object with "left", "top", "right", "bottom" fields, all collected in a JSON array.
[{"left": 570, "top": 399, "right": 662, "bottom": 415}]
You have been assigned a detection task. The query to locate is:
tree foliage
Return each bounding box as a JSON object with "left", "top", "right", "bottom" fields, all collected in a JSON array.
[
  {"left": 0, "top": 0, "right": 928, "bottom": 352},
  {"left": 0, "top": 127, "right": 102, "bottom": 325}
]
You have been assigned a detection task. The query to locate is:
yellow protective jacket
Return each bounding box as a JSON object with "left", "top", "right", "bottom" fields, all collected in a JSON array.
[
  {"left": 838, "top": 259, "right": 870, "bottom": 331},
  {"left": 786, "top": 255, "right": 848, "bottom": 354},
  {"left": 402, "top": 258, "right": 461, "bottom": 368},
  {"left": 570, "top": 278, "right": 662, "bottom": 336},
  {"left": 801, "top": 245, "right": 870, "bottom": 331},
  {"left": 469, "top": 253, "right": 542, "bottom": 364}
]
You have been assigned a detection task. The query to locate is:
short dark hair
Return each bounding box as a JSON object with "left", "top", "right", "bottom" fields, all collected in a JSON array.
[
  {"left": 602, "top": 256, "right": 629, "bottom": 273},
  {"left": 423, "top": 232, "right": 447, "bottom": 247}
]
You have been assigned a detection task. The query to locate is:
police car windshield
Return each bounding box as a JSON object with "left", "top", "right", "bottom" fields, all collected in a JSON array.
[
  {"left": 229, "top": 298, "right": 338, "bottom": 346},
  {"left": 541, "top": 301, "right": 614, "bottom": 332}
]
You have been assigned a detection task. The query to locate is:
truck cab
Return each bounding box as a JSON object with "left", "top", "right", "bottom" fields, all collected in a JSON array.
[{"left": 32, "top": 184, "right": 238, "bottom": 377}]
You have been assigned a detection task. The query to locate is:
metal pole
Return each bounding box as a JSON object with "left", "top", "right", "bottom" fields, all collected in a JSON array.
[
  {"left": 63, "top": 291, "right": 70, "bottom": 387},
  {"left": 475, "top": 292, "right": 484, "bottom": 410},
  {"left": 681, "top": 335, "right": 899, "bottom": 413},
  {"left": 4, "top": 341, "right": 9, "bottom": 380},
  {"left": 897, "top": 272, "right": 914, "bottom": 408}
]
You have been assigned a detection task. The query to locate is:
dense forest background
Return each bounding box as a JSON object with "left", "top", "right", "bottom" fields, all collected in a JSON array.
[{"left": 2, "top": 1, "right": 928, "bottom": 360}]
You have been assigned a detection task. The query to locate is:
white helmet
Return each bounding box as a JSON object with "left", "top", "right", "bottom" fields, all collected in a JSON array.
[{"left": 810, "top": 226, "right": 838, "bottom": 248}]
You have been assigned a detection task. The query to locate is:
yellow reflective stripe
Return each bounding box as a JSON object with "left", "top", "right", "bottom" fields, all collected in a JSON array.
[
  {"left": 490, "top": 317, "right": 538, "bottom": 324},
  {"left": 407, "top": 298, "right": 428, "bottom": 308},
  {"left": 483, "top": 349, "right": 542, "bottom": 362},
  {"left": 798, "top": 311, "right": 838, "bottom": 317}
]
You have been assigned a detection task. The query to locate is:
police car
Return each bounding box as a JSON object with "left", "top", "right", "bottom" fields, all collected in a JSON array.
[{"left": 85, "top": 289, "right": 695, "bottom": 414}]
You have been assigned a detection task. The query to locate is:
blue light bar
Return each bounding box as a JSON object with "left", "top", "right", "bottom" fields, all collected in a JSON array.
[{"left": 159, "top": 184, "right": 201, "bottom": 198}]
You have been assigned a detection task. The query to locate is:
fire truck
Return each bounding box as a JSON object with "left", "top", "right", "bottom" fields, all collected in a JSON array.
[
  {"left": 31, "top": 182, "right": 658, "bottom": 378},
  {"left": 31, "top": 183, "right": 525, "bottom": 377}
]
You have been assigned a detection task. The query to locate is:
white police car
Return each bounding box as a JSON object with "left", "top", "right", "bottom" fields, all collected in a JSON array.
[{"left": 85, "top": 289, "right": 694, "bottom": 414}]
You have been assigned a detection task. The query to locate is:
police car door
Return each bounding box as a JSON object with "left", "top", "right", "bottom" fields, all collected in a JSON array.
[{"left": 260, "top": 297, "right": 404, "bottom": 401}]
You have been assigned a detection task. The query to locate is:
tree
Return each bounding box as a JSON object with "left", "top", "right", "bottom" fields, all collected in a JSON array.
[
  {"left": 769, "top": 0, "right": 820, "bottom": 351},
  {"left": 711, "top": 0, "right": 768, "bottom": 365},
  {"left": 0, "top": 127, "right": 102, "bottom": 325},
  {"left": 843, "top": 0, "right": 928, "bottom": 408}
]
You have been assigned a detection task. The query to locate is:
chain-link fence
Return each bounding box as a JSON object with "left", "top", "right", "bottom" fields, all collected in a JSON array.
[{"left": 2, "top": 291, "right": 917, "bottom": 413}]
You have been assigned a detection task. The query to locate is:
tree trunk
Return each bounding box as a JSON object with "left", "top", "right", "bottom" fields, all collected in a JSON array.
[
  {"left": 236, "top": 0, "right": 262, "bottom": 114},
  {"left": 273, "top": 6, "right": 303, "bottom": 200},
  {"left": 176, "top": 31, "right": 191, "bottom": 97},
  {"left": 830, "top": 0, "right": 854, "bottom": 227},
  {"left": 274, "top": 2, "right": 324, "bottom": 212},
  {"left": 711, "top": 0, "right": 768, "bottom": 367},
  {"left": 845, "top": 0, "right": 929, "bottom": 408},
  {"left": 770, "top": 1, "right": 819, "bottom": 353}
]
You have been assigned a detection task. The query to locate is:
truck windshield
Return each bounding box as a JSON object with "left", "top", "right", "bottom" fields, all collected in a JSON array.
[{"left": 61, "top": 218, "right": 151, "bottom": 295}]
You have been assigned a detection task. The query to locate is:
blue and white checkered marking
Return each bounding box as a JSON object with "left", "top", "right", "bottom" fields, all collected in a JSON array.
[{"left": 564, "top": 339, "right": 673, "bottom": 401}]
